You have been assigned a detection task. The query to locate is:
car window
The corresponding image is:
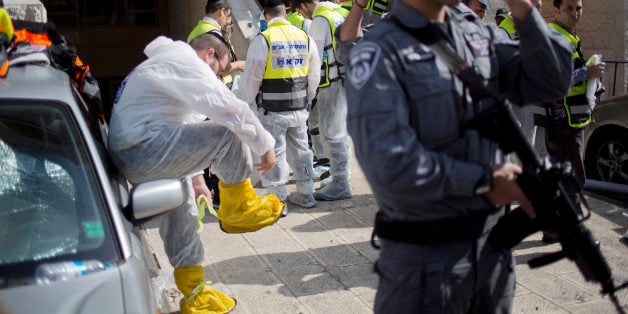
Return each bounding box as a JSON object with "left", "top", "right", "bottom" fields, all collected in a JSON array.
[{"left": 0, "top": 101, "right": 118, "bottom": 275}]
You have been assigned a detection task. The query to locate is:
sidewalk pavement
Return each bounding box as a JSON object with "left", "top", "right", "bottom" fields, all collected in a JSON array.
[{"left": 140, "top": 149, "right": 628, "bottom": 314}]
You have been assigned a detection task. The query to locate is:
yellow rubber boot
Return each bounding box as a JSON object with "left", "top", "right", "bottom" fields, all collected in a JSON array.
[
  {"left": 174, "top": 266, "right": 236, "bottom": 314},
  {"left": 217, "top": 178, "right": 285, "bottom": 233}
]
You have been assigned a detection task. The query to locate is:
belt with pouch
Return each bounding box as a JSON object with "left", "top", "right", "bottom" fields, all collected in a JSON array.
[{"left": 372, "top": 207, "right": 503, "bottom": 247}]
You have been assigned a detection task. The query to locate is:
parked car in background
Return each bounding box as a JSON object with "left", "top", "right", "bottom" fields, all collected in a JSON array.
[
  {"left": 584, "top": 94, "right": 628, "bottom": 185},
  {"left": 0, "top": 58, "right": 186, "bottom": 313}
]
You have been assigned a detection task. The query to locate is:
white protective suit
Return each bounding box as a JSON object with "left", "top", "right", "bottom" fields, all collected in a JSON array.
[
  {"left": 309, "top": 1, "right": 352, "bottom": 200},
  {"left": 240, "top": 17, "right": 321, "bottom": 205},
  {"left": 299, "top": 18, "right": 326, "bottom": 162},
  {"left": 108, "top": 36, "right": 275, "bottom": 267}
]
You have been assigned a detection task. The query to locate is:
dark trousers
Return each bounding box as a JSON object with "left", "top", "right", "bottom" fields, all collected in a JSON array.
[
  {"left": 374, "top": 237, "right": 515, "bottom": 313},
  {"left": 544, "top": 119, "right": 585, "bottom": 207},
  {"left": 203, "top": 168, "right": 220, "bottom": 204}
]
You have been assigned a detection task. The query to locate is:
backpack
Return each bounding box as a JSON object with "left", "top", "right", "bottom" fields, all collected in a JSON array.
[{"left": 9, "top": 20, "right": 105, "bottom": 123}]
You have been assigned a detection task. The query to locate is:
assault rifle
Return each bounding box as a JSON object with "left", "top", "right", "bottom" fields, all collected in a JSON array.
[{"left": 463, "top": 101, "right": 627, "bottom": 313}]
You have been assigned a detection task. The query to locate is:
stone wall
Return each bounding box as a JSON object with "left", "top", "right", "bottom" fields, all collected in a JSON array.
[
  {"left": 4, "top": 0, "right": 47, "bottom": 23},
  {"left": 167, "top": 0, "right": 205, "bottom": 42}
]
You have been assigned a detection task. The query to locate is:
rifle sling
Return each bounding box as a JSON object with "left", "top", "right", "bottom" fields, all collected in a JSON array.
[{"left": 389, "top": 15, "right": 492, "bottom": 102}]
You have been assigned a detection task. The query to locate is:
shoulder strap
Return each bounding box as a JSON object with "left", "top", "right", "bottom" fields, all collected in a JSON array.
[
  {"left": 389, "top": 15, "right": 540, "bottom": 164},
  {"left": 388, "top": 15, "right": 492, "bottom": 102}
]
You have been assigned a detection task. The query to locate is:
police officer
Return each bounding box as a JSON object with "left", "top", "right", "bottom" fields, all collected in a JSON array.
[
  {"left": 345, "top": 0, "right": 573, "bottom": 312},
  {"left": 293, "top": 0, "right": 352, "bottom": 201},
  {"left": 463, "top": 0, "right": 489, "bottom": 20},
  {"left": 240, "top": 0, "right": 321, "bottom": 208},
  {"left": 536, "top": 0, "right": 605, "bottom": 243}
]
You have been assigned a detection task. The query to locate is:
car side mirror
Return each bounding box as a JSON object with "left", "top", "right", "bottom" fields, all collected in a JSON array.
[{"left": 128, "top": 179, "right": 188, "bottom": 220}]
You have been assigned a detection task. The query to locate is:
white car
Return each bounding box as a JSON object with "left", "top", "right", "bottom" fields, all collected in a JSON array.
[
  {"left": 0, "top": 58, "right": 186, "bottom": 313},
  {"left": 584, "top": 94, "right": 628, "bottom": 185}
]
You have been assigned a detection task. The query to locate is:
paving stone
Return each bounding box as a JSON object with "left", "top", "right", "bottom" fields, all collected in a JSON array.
[
  {"left": 272, "top": 263, "right": 346, "bottom": 297},
  {"left": 298, "top": 290, "right": 372, "bottom": 314},
  {"left": 561, "top": 271, "right": 628, "bottom": 309},
  {"left": 309, "top": 243, "right": 370, "bottom": 267},
  {"left": 339, "top": 232, "right": 380, "bottom": 263},
  {"left": 346, "top": 203, "right": 378, "bottom": 221},
  {"left": 327, "top": 264, "right": 378, "bottom": 305},
  {"left": 219, "top": 269, "right": 307, "bottom": 314},
  {"left": 515, "top": 264, "right": 599, "bottom": 306},
  {"left": 514, "top": 283, "right": 532, "bottom": 296},
  {"left": 241, "top": 221, "right": 296, "bottom": 248},
  {"left": 205, "top": 246, "right": 268, "bottom": 276},
  {"left": 564, "top": 298, "right": 628, "bottom": 314},
  {"left": 290, "top": 227, "right": 346, "bottom": 249},
  {"left": 512, "top": 293, "right": 567, "bottom": 313},
  {"left": 314, "top": 209, "right": 371, "bottom": 236},
  {"left": 254, "top": 242, "right": 322, "bottom": 270}
]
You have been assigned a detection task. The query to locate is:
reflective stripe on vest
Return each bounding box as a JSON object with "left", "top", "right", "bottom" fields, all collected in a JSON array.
[
  {"left": 313, "top": 4, "right": 346, "bottom": 88},
  {"left": 548, "top": 22, "right": 591, "bottom": 128},
  {"left": 498, "top": 16, "right": 519, "bottom": 41},
  {"left": 366, "top": 0, "right": 388, "bottom": 14},
  {"left": 260, "top": 20, "right": 310, "bottom": 112},
  {"left": 342, "top": 0, "right": 388, "bottom": 14},
  {"left": 287, "top": 12, "right": 306, "bottom": 30}
]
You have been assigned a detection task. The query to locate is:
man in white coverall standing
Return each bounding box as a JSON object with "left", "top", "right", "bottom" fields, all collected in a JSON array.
[
  {"left": 293, "top": 0, "right": 352, "bottom": 201},
  {"left": 240, "top": 0, "right": 321, "bottom": 209},
  {"left": 107, "top": 34, "right": 284, "bottom": 314}
]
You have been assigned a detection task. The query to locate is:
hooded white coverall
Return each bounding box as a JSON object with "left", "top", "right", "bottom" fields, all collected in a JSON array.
[
  {"left": 108, "top": 36, "right": 276, "bottom": 267},
  {"left": 309, "top": 1, "right": 352, "bottom": 200}
]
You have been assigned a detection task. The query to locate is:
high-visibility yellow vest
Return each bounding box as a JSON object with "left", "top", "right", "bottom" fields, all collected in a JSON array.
[
  {"left": 187, "top": 19, "right": 221, "bottom": 43},
  {"left": 549, "top": 22, "right": 591, "bottom": 128},
  {"left": 340, "top": 1, "right": 353, "bottom": 11},
  {"left": 187, "top": 19, "right": 238, "bottom": 88},
  {"left": 287, "top": 11, "right": 306, "bottom": 30},
  {"left": 498, "top": 16, "right": 519, "bottom": 41},
  {"left": 366, "top": 0, "right": 388, "bottom": 14},
  {"left": 313, "top": 3, "right": 347, "bottom": 88},
  {"left": 340, "top": 0, "right": 388, "bottom": 14},
  {"left": 259, "top": 19, "right": 310, "bottom": 112},
  {"left": 0, "top": 8, "right": 13, "bottom": 41}
]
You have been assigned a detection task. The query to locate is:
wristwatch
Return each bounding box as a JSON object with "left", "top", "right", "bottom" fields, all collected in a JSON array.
[{"left": 474, "top": 165, "right": 492, "bottom": 195}]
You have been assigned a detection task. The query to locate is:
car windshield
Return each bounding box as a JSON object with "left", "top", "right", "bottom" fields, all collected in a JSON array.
[{"left": 0, "top": 100, "right": 117, "bottom": 278}]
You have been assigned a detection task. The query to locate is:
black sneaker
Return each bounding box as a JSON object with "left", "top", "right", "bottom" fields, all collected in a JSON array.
[
  {"left": 212, "top": 191, "right": 220, "bottom": 210},
  {"left": 542, "top": 230, "right": 559, "bottom": 244},
  {"left": 319, "top": 170, "right": 331, "bottom": 180}
]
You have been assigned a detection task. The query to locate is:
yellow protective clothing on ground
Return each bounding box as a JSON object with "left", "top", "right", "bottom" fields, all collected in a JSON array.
[
  {"left": 217, "top": 179, "right": 284, "bottom": 233},
  {"left": 174, "top": 266, "right": 236, "bottom": 314}
]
